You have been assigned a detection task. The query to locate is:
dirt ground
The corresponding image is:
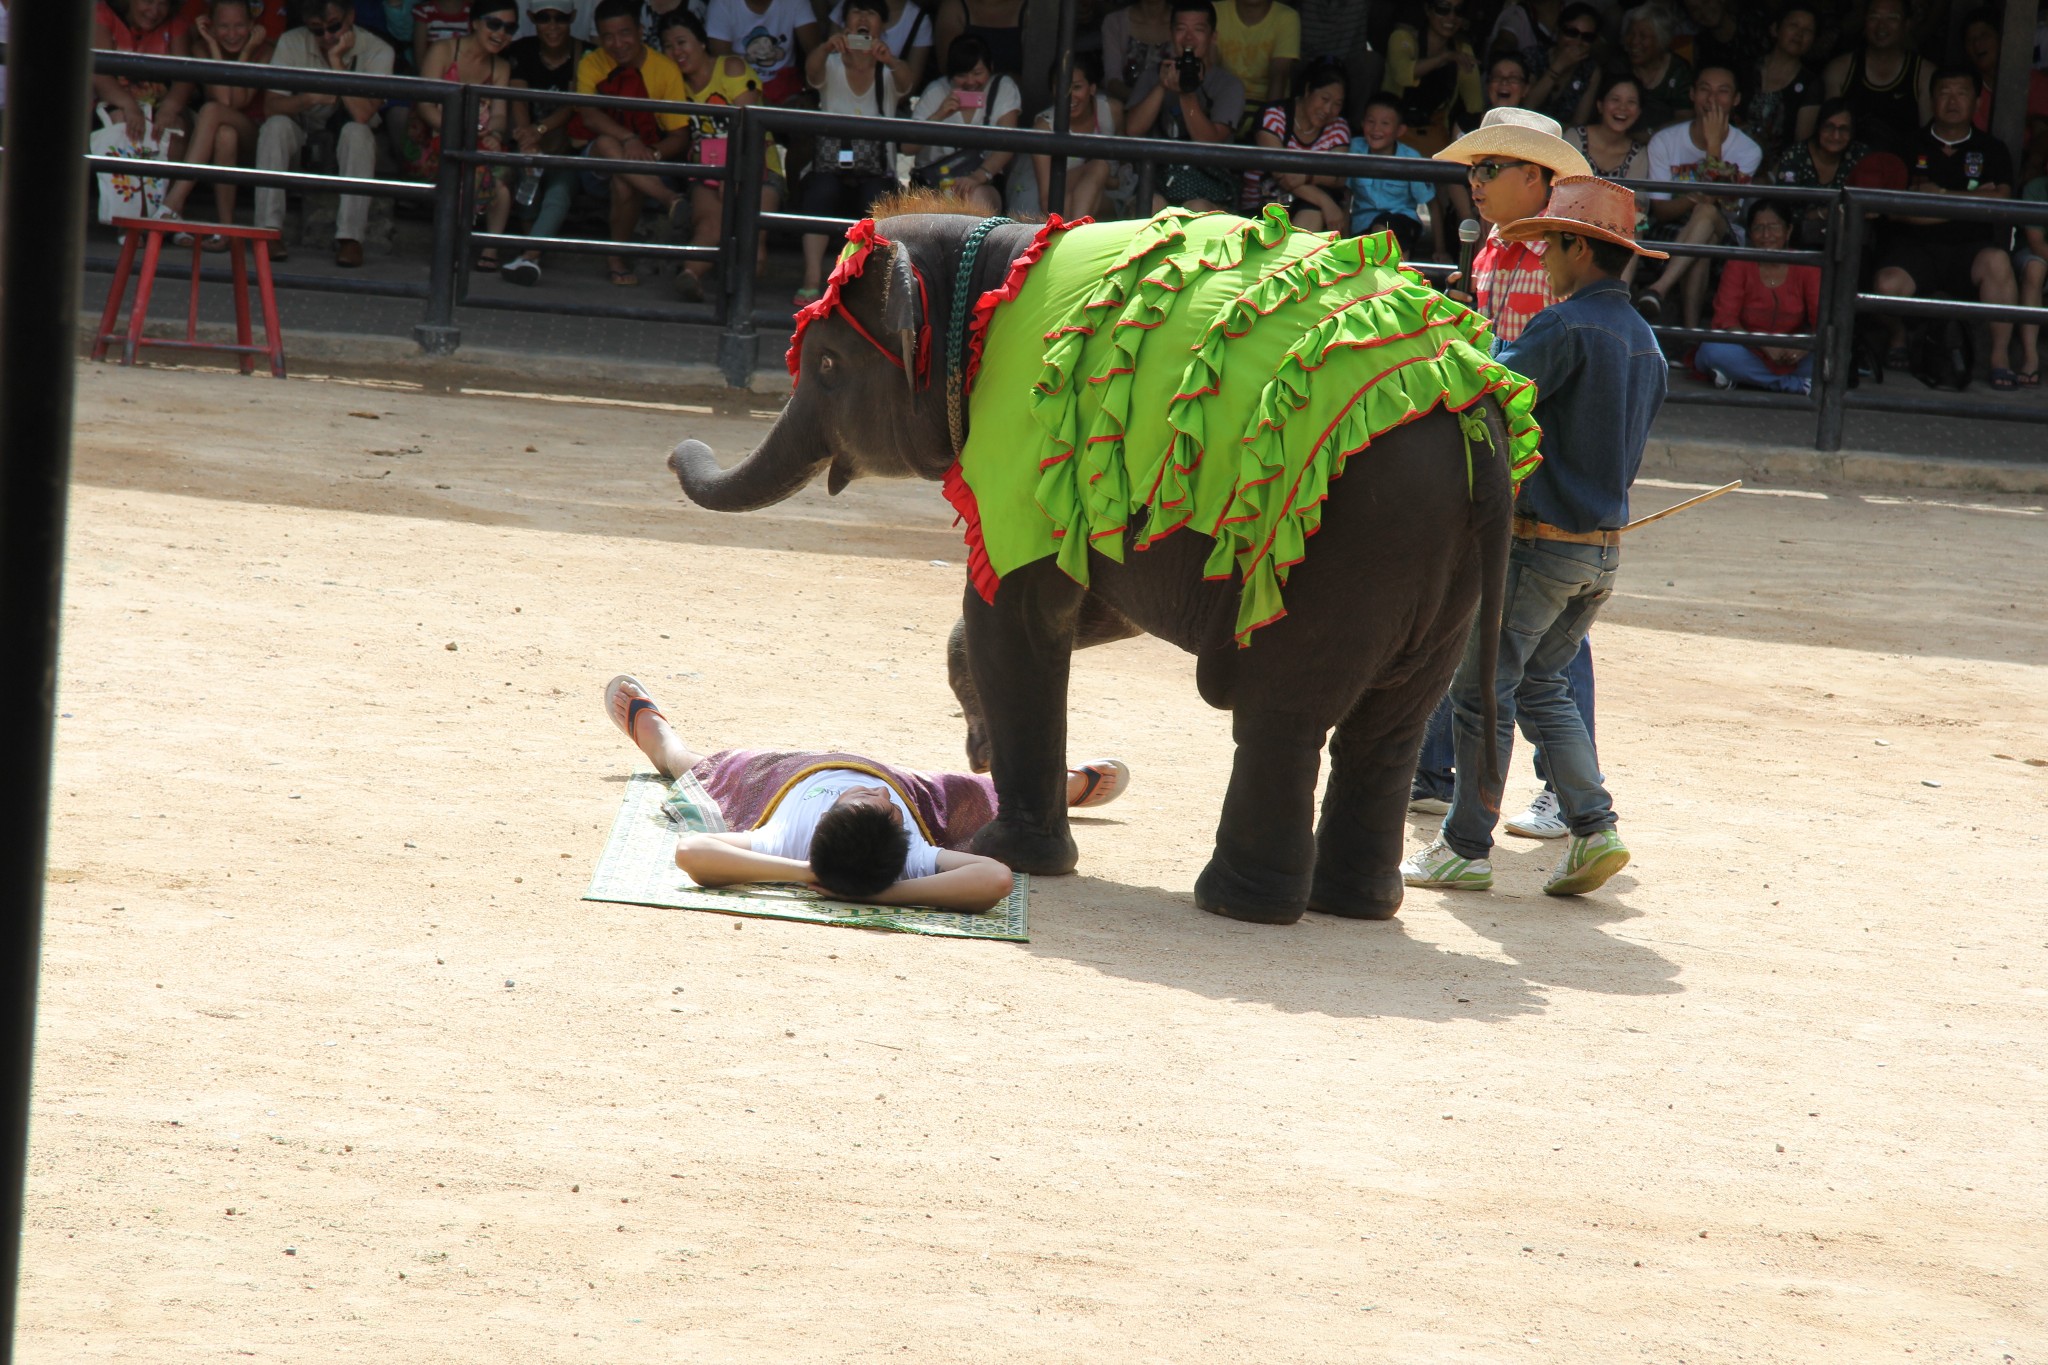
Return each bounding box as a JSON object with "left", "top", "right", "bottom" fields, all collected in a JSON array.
[{"left": 22, "top": 360, "right": 2046, "bottom": 1363}]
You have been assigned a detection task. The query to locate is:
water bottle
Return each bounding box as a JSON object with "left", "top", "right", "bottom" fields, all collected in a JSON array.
[{"left": 516, "top": 167, "right": 542, "bottom": 210}]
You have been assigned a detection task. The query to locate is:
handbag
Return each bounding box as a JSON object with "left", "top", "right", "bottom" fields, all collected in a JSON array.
[{"left": 90, "top": 104, "right": 171, "bottom": 225}]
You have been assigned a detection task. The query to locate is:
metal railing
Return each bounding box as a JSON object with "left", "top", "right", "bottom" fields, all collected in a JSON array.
[{"left": 9, "top": 46, "right": 2046, "bottom": 449}]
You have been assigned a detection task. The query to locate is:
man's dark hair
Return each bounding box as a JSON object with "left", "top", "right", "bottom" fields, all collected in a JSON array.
[
  {"left": 472, "top": 0, "right": 518, "bottom": 20},
  {"left": 592, "top": 0, "right": 642, "bottom": 26},
  {"left": 1068, "top": 47, "right": 1104, "bottom": 87},
  {"left": 658, "top": 8, "right": 709, "bottom": 44},
  {"left": 297, "top": 0, "right": 347, "bottom": 20},
  {"left": 1961, "top": 6, "right": 2000, "bottom": 33},
  {"left": 946, "top": 34, "right": 994, "bottom": 78},
  {"left": 808, "top": 803, "right": 909, "bottom": 900},
  {"left": 1930, "top": 62, "right": 1981, "bottom": 96},
  {"left": 843, "top": 0, "right": 890, "bottom": 24},
  {"left": 1561, "top": 231, "right": 1636, "bottom": 276},
  {"left": 1362, "top": 91, "right": 1407, "bottom": 122},
  {"left": 1559, "top": 2, "right": 1603, "bottom": 31},
  {"left": 1170, "top": 0, "right": 1219, "bottom": 28},
  {"left": 1488, "top": 53, "right": 1530, "bottom": 83},
  {"left": 1745, "top": 196, "right": 1793, "bottom": 232}
]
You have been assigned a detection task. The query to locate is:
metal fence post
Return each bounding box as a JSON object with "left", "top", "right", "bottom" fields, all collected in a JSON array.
[
  {"left": 719, "top": 108, "right": 765, "bottom": 389},
  {"left": 453, "top": 85, "right": 479, "bottom": 306},
  {"left": 413, "top": 84, "right": 465, "bottom": 356},
  {"left": 1813, "top": 190, "right": 1862, "bottom": 452},
  {"left": 1045, "top": 0, "right": 1077, "bottom": 213}
]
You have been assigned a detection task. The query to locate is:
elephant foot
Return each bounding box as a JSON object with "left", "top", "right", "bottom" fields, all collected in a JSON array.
[
  {"left": 1194, "top": 860, "right": 1307, "bottom": 926},
  {"left": 970, "top": 817, "right": 1077, "bottom": 877},
  {"left": 1307, "top": 869, "right": 1404, "bottom": 921}
]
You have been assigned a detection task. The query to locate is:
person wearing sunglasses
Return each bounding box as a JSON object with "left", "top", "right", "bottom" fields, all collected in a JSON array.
[
  {"left": 1379, "top": 0, "right": 1482, "bottom": 157},
  {"left": 1523, "top": 1, "right": 1602, "bottom": 128},
  {"left": 257, "top": 0, "right": 397, "bottom": 267},
  {"left": 499, "top": 3, "right": 589, "bottom": 284},
  {"left": 403, "top": 0, "right": 519, "bottom": 270}
]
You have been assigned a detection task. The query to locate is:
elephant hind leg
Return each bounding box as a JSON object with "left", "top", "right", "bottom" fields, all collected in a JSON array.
[
  {"left": 1308, "top": 635, "right": 1469, "bottom": 920},
  {"left": 1194, "top": 706, "right": 1330, "bottom": 925}
]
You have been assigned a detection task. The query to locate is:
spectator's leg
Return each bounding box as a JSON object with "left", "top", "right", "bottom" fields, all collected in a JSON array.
[
  {"left": 606, "top": 171, "right": 641, "bottom": 282},
  {"left": 333, "top": 120, "right": 376, "bottom": 247},
  {"left": 164, "top": 102, "right": 227, "bottom": 217},
  {"left": 1068, "top": 158, "right": 1111, "bottom": 218},
  {"left": 1873, "top": 264, "right": 1917, "bottom": 358},
  {"left": 253, "top": 115, "right": 306, "bottom": 235},
  {"left": 683, "top": 181, "right": 721, "bottom": 284},
  {"left": 1973, "top": 245, "right": 2017, "bottom": 379},
  {"left": 2019, "top": 255, "right": 2046, "bottom": 379},
  {"left": 1696, "top": 339, "right": 1787, "bottom": 389},
  {"left": 964, "top": 183, "right": 1003, "bottom": 215},
  {"left": 1643, "top": 199, "right": 1724, "bottom": 304},
  {"left": 515, "top": 167, "right": 577, "bottom": 268},
  {"left": 210, "top": 107, "right": 258, "bottom": 228}
]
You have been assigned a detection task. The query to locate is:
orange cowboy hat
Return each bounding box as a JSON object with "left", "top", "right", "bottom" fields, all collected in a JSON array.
[{"left": 1497, "top": 175, "right": 1669, "bottom": 258}]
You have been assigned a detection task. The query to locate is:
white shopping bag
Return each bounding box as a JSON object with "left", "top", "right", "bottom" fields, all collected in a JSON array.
[{"left": 91, "top": 104, "right": 171, "bottom": 225}]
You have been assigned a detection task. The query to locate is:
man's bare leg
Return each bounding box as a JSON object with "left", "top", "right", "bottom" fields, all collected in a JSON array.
[{"left": 605, "top": 676, "right": 703, "bottom": 778}]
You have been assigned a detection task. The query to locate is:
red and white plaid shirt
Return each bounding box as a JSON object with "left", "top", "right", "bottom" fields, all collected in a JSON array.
[{"left": 1471, "top": 229, "right": 1556, "bottom": 347}]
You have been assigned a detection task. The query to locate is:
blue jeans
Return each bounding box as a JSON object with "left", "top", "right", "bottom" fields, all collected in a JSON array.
[
  {"left": 520, "top": 166, "right": 577, "bottom": 243},
  {"left": 1413, "top": 636, "right": 1596, "bottom": 801},
  {"left": 1442, "top": 539, "right": 1620, "bottom": 860},
  {"left": 1694, "top": 341, "right": 1813, "bottom": 393}
]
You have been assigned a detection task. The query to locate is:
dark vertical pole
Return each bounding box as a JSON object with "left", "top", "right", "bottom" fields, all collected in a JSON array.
[
  {"left": 1, "top": 3, "right": 99, "bottom": 1355},
  {"left": 454, "top": 86, "right": 478, "bottom": 306},
  {"left": 711, "top": 110, "right": 737, "bottom": 328},
  {"left": 719, "top": 108, "right": 764, "bottom": 389},
  {"left": 414, "top": 85, "right": 465, "bottom": 355},
  {"left": 1988, "top": 0, "right": 2038, "bottom": 161},
  {"left": 1045, "top": 0, "right": 1078, "bottom": 214},
  {"left": 1814, "top": 190, "right": 1863, "bottom": 452}
]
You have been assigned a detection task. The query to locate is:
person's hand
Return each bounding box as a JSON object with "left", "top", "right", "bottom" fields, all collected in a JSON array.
[
  {"left": 327, "top": 26, "right": 356, "bottom": 67},
  {"left": 1453, "top": 48, "right": 1478, "bottom": 72},
  {"left": 873, "top": 40, "right": 895, "bottom": 65},
  {"left": 121, "top": 101, "right": 148, "bottom": 143},
  {"left": 935, "top": 88, "right": 961, "bottom": 119},
  {"left": 194, "top": 13, "right": 220, "bottom": 56},
  {"left": 1159, "top": 54, "right": 1183, "bottom": 93},
  {"left": 824, "top": 31, "right": 848, "bottom": 56},
  {"left": 1700, "top": 102, "right": 1728, "bottom": 160},
  {"left": 513, "top": 123, "right": 541, "bottom": 153},
  {"left": 621, "top": 134, "right": 656, "bottom": 162}
]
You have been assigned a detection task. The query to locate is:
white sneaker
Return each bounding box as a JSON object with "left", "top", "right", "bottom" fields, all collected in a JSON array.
[
  {"left": 1400, "top": 838, "right": 1492, "bottom": 890},
  {"left": 1503, "top": 789, "right": 1569, "bottom": 839}
]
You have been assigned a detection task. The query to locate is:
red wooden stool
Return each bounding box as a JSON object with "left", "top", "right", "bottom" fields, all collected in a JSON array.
[{"left": 93, "top": 217, "right": 286, "bottom": 377}]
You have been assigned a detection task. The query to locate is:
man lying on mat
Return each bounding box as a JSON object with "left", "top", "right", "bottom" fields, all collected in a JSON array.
[{"left": 605, "top": 675, "right": 1131, "bottom": 912}]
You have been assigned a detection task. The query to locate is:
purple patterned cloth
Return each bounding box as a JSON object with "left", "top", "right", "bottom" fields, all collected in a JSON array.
[{"left": 689, "top": 749, "right": 999, "bottom": 850}]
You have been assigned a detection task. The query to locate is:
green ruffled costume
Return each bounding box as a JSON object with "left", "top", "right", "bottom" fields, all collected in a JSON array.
[{"left": 944, "top": 206, "right": 1543, "bottom": 645}]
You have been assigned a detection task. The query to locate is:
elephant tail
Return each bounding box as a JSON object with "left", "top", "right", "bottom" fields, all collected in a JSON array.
[{"left": 1470, "top": 398, "right": 1515, "bottom": 788}]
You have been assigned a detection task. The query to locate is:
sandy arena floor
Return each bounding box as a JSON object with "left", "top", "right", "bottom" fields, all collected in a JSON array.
[{"left": 22, "top": 361, "right": 2047, "bottom": 1362}]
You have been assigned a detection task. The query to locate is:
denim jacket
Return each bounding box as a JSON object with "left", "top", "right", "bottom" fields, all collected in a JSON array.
[{"left": 1494, "top": 277, "right": 1668, "bottom": 533}]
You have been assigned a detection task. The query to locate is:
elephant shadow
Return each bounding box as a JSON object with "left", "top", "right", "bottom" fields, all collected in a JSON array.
[{"left": 1023, "top": 868, "right": 1682, "bottom": 1024}]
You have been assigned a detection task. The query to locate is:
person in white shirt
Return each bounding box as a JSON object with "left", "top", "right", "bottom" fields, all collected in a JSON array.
[
  {"left": 901, "top": 34, "right": 1020, "bottom": 213},
  {"left": 793, "top": 0, "right": 908, "bottom": 301},
  {"left": 604, "top": 675, "right": 1130, "bottom": 910},
  {"left": 1634, "top": 64, "right": 1762, "bottom": 327},
  {"left": 258, "top": 0, "right": 397, "bottom": 267},
  {"left": 705, "top": 0, "right": 819, "bottom": 103},
  {"left": 828, "top": 0, "right": 934, "bottom": 95}
]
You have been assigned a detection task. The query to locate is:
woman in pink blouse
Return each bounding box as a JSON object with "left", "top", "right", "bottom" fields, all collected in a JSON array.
[
  {"left": 1242, "top": 57, "right": 1351, "bottom": 229},
  {"left": 1695, "top": 200, "right": 1821, "bottom": 393}
]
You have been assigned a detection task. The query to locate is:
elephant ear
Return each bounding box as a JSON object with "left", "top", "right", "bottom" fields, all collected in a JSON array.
[{"left": 878, "top": 239, "right": 924, "bottom": 407}]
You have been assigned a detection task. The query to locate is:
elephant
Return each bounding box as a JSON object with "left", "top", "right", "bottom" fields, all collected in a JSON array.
[{"left": 668, "top": 203, "right": 1534, "bottom": 926}]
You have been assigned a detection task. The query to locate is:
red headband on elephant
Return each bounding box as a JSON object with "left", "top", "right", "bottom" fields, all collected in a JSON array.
[{"left": 786, "top": 219, "right": 931, "bottom": 392}]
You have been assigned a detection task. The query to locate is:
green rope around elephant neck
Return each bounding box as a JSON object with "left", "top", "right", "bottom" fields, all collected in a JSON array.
[{"left": 945, "top": 215, "right": 1014, "bottom": 457}]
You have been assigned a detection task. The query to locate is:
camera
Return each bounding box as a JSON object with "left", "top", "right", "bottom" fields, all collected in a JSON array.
[
  {"left": 1174, "top": 48, "right": 1203, "bottom": 88},
  {"left": 845, "top": 31, "right": 873, "bottom": 50}
]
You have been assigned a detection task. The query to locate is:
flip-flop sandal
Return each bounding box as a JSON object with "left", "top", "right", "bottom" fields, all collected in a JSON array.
[
  {"left": 1069, "top": 758, "right": 1131, "bottom": 809},
  {"left": 603, "top": 674, "right": 666, "bottom": 744},
  {"left": 1991, "top": 367, "right": 2018, "bottom": 391},
  {"left": 2019, "top": 367, "right": 2042, "bottom": 388},
  {"left": 473, "top": 251, "right": 501, "bottom": 272},
  {"left": 201, "top": 234, "right": 228, "bottom": 252},
  {"left": 609, "top": 268, "right": 639, "bottom": 287}
]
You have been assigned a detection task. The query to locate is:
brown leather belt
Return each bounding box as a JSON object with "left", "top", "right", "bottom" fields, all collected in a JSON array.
[{"left": 1512, "top": 515, "right": 1622, "bottom": 548}]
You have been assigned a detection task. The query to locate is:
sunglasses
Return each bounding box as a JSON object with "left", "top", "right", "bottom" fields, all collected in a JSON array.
[
  {"left": 1426, "top": 2, "right": 1460, "bottom": 14},
  {"left": 302, "top": 19, "right": 345, "bottom": 35},
  {"left": 1562, "top": 25, "right": 1598, "bottom": 38},
  {"left": 478, "top": 14, "right": 516, "bottom": 31},
  {"left": 1467, "top": 158, "right": 1530, "bottom": 181}
]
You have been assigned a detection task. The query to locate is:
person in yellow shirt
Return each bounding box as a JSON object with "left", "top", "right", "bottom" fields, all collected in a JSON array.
[
  {"left": 1213, "top": 0, "right": 1299, "bottom": 110},
  {"left": 571, "top": 0, "right": 693, "bottom": 286}
]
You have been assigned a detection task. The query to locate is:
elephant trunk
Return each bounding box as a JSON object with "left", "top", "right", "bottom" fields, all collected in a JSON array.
[{"left": 668, "top": 430, "right": 826, "bottom": 512}]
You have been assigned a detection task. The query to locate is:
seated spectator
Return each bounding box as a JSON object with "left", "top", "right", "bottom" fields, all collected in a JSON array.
[
  {"left": 160, "top": 0, "right": 277, "bottom": 247},
  {"left": 1962, "top": 8, "right": 2048, "bottom": 183},
  {"left": 1568, "top": 73, "right": 1650, "bottom": 181},
  {"left": 1671, "top": 0, "right": 1754, "bottom": 88},
  {"left": 1743, "top": 3, "right": 1821, "bottom": 170},
  {"left": 1102, "top": 0, "right": 1172, "bottom": 101},
  {"left": 1127, "top": 0, "right": 1244, "bottom": 211},
  {"left": 1381, "top": 0, "right": 1482, "bottom": 156},
  {"left": 412, "top": 0, "right": 470, "bottom": 72},
  {"left": 1434, "top": 53, "right": 1531, "bottom": 256},
  {"left": 406, "top": 0, "right": 519, "bottom": 272},
  {"left": 512, "top": 0, "right": 593, "bottom": 41},
  {"left": 640, "top": 0, "right": 687, "bottom": 44},
  {"left": 93, "top": 0, "right": 197, "bottom": 162},
  {"left": 1873, "top": 66, "right": 2021, "bottom": 389},
  {"left": 1347, "top": 92, "right": 1435, "bottom": 259},
  {"left": 500, "top": 1, "right": 587, "bottom": 285},
  {"left": 1763, "top": 98, "right": 1866, "bottom": 247},
  {"left": 934, "top": 0, "right": 1023, "bottom": 82},
  {"left": 572, "top": 0, "right": 693, "bottom": 287},
  {"left": 707, "top": 0, "right": 821, "bottom": 104},
  {"left": 257, "top": 0, "right": 396, "bottom": 266},
  {"left": 1018, "top": 49, "right": 1127, "bottom": 219},
  {"left": 1695, "top": 199, "right": 1820, "bottom": 392},
  {"left": 176, "top": 0, "right": 288, "bottom": 42},
  {"left": 1524, "top": 2, "right": 1602, "bottom": 128},
  {"left": 1821, "top": 0, "right": 1927, "bottom": 160},
  {"left": 903, "top": 35, "right": 1021, "bottom": 215},
  {"left": 1487, "top": 0, "right": 1561, "bottom": 80},
  {"left": 2013, "top": 174, "right": 2045, "bottom": 386},
  {"left": 827, "top": 0, "right": 934, "bottom": 95},
  {"left": 1634, "top": 65, "right": 1760, "bottom": 328},
  {"left": 660, "top": 11, "right": 783, "bottom": 301},
  {"left": 1615, "top": 2, "right": 1692, "bottom": 133},
  {"left": 794, "top": 0, "right": 902, "bottom": 303},
  {"left": 1242, "top": 56, "right": 1350, "bottom": 227},
  {"left": 1213, "top": 0, "right": 1301, "bottom": 114}
]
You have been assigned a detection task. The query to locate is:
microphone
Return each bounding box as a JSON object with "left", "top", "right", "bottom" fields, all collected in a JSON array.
[{"left": 1457, "top": 218, "right": 1482, "bottom": 299}]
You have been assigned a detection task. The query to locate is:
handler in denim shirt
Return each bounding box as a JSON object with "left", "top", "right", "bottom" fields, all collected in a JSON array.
[{"left": 1404, "top": 175, "right": 1669, "bottom": 898}]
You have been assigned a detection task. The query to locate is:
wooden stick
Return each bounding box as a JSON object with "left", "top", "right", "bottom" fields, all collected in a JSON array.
[{"left": 1621, "top": 480, "right": 1742, "bottom": 533}]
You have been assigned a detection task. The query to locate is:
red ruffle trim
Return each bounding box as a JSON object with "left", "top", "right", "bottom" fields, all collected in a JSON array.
[
  {"left": 962, "top": 214, "right": 1090, "bottom": 395},
  {"left": 786, "top": 218, "right": 889, "bottom": 384},
  {"left": 942, "top": 459, "right": 1002, "bottom": 605}
]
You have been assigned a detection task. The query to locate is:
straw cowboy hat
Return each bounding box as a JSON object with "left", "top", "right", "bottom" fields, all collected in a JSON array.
[
  {"left": 1432, "top": 107, "right": 1592, "bottom": 178},
  {"left": 1497, "top": 175, "right": 1670, "bottom": 257}
]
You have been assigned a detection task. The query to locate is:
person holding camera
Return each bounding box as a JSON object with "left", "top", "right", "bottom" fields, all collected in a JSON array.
[
  {"left": 1126, "top": 0, "right": 1245, "bottom": 211},
  {"left": 902, "top": 34, "right": 1020, "bottom": 214},
  {"left": 794, "top": 0, "right": 906, "bottom": 304}
]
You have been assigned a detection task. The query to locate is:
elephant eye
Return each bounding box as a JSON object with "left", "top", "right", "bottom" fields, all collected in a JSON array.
[{"left": 817, "top": 352, "right": 839, "bottom": 382}]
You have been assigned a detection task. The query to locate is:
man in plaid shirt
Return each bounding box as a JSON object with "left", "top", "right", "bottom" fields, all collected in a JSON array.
[{"left": 1411, "top": 106, "right": 1604, "bottom": 839}]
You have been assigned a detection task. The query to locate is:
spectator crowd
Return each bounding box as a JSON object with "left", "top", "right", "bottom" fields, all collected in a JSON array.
[{"left": 73, "top": 0, "right": 2048, "bottom": 390}]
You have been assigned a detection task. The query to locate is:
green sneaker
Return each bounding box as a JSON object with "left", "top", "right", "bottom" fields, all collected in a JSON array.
[
  {"left": 1544, "top": 829, "right": 1630, "bottom": 896},
  {"left": 1400, "top": 838, "right": 1493, "bottom": 891}
]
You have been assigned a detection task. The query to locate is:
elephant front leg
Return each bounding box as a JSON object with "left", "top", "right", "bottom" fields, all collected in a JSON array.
[
  {"left": 1194, "top": 707, "right": 1329, "bottom": 925},
  {"left": 961, "top": 568, "right": 1085, "bottom": 876},
  {"left": 949, "top": 593, "right": 1141, "bottom": 776}
]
